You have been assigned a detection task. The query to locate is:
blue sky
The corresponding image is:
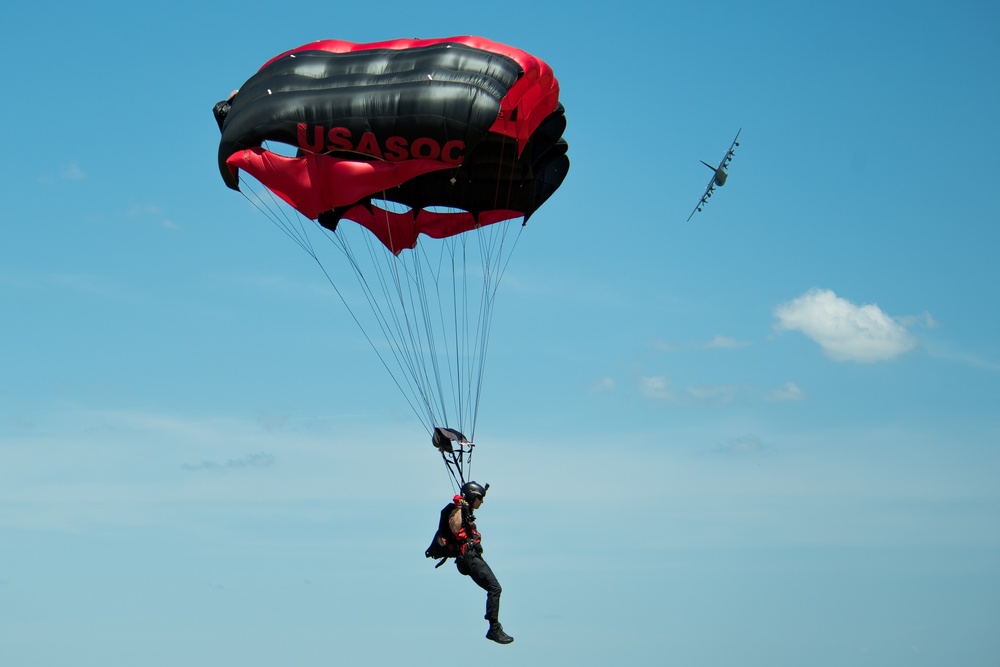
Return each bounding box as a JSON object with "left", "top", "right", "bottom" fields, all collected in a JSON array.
[{"left": 2, "top": 1, "right": 999, "bottom": 665}]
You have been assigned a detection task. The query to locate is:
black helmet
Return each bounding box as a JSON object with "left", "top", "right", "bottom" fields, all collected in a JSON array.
[{"left": 461, "top": 481, "right": 487, "bottom": 502}]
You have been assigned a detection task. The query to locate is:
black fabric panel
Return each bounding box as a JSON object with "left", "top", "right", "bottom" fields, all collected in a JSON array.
[
  {"left": 348, "top": 106, "right": 569, "bottom": 220},
  {"left": 218, "top": 43, "right": 522, "bottom": 189}
]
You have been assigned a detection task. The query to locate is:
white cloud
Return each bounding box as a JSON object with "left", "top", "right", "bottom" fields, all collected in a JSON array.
[
  {"left": 256, "top": 411, "right": 291, "bottom": 431},
  {"left": 898, "top": 311, "right": 939, "bottom": 329},
  {"left": 764, "top": 381, "right": 806, "bottom": 402},
  {"left": 714, "top": 434, "right": 768, "bottom": 455},
  {"left": 127, "top": 204, "right": 178, "bottom": 230},
  {"left": 0, "top": 408, "right": 427, "bottom": 531},
  {"left": 182, "top": 452, "right": 276, "bottom": 471},
  {"left": 61, "top": 162, "right": 87, "bottom": 180},
  {"left": 706, "top": 335, "right": 750, "bottom": 349},
  {"left": 590, "top": 377, "right": 616, "bottom": 393},
  {"left": 774, "top": 288, "right": 918, "bottom": 362},
  {"left": 638, "top": 378, "right": 804, "bottom": 404},
  {"left": 639, "top": 375, "right": 674, "bottom": 401},
  {"left": 653, "top": 335, "right": 750, "bottom": 352},
  {"left": 922, "top": 345, "right": 1000, "bottom": 372},
  {"left": 685, "top": 384, "right": 740, "bottom": 403}
]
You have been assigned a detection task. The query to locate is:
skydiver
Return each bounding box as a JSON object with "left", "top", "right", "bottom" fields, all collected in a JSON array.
[{"left": 443, "top": 482, "right": 513, "bottom": 644}]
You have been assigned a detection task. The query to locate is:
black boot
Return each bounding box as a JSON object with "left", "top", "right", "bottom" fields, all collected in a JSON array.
[{"left": 486, "top": 622, "right": 513, "bottom": 644}]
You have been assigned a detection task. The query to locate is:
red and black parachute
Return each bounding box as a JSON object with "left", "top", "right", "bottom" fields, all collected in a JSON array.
[
  {"left": 214, "top": 37, "right": 567, "bottom": 488},
  {"left": 215, "top": 36, "right": 568, "bottom": 254}
]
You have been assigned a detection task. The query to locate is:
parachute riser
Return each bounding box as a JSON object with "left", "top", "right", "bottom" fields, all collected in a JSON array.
[
  {"left": 432, "top": 426, "right": 475, "bottom": 490},
  {"left": 439, "top": 440, "right": 475, "bottom": 489}
]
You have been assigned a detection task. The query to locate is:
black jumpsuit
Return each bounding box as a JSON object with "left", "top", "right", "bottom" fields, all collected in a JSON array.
[{"left": 452, "top": 508, "right": 502, "bottom": 623}]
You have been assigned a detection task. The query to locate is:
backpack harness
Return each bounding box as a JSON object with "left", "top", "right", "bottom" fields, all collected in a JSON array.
[{"left": 425, "top": 496, "right": 481, "bottom": 568}]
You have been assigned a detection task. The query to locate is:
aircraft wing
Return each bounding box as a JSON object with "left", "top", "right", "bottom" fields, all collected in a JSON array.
[
  {"left": 727, "top": 128, "right": 741, "bottom": 155},
  {"left": 687, "top": 178, "right": 715, "bottom": 222},
  {"left": 720, "top": 128, "right": 741, "bottom": 167}
]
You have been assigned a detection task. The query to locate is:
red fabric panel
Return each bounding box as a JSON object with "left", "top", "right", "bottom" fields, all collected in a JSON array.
[
  {"left": 342, "top": 205, "right": 522, "bottom": 255},
  {"left": 227, "top": 148, "right": 454, "bottom": 219},
  {"left": 229, "top": 147, "right": 521, "bottom": 255}
]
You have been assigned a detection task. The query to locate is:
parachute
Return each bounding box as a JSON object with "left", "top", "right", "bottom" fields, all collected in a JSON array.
[{"left": 214, "top": 37, "right": 568, "bottom": 486}]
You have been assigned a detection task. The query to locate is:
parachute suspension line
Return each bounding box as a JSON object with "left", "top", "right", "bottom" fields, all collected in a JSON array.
[
  {"left": 386, "top": 210, "right": 455, "bottom": 431},
  {"left": 233, "top": 148, "right": 529, "bottom": 448},
  {"left": 458, "top": 233, "right": 473, "bottom": 436},
  {"left": 459, "top": 139, "right": 529, "bottom": 440},
  {"left": 308, "top": 198, "right": 476, "bottom": 435},
  {"left": 401, "top": 237, "right": 442, "bottom": 425},
  {"left": 414, "top": 237, "right": 453, "bottom": 429},
  {"left": 383, "top": 208, "right": 455, "bottom": 431},
  {"left": 465, "top": 228, "right": 490, "bottom": 442},
  {"left": 474, "top": 225, "right": 496, "bottom": 435},
  {"left": 435, "top": 209, "right": 496, "bottom": 445},
  {"left": 323, "top": 196, "right": 515, "bottom": 446},
  {"left": 468, "top": 229, "right": 494, "bottom": 441},
  {"left": 467, "top": 219, "right": 524, "bottom": 440},
  {"left": 362, "top": 219, "right": 426, "bottom": 410},
  {"left": 238, "top": 171, "right": 434, "bottom": 431},
  {"left": 238, "top": 176, "right": 317, "bottom": 259},
  {"left": 325, "top": 213, "right": 439, "bottom": 433},
  {"left": 444, "top": 235, "right": 465, "bottom": 436},
  {"left": 234, "top": 144, "right": 337, "bottom": 263}
]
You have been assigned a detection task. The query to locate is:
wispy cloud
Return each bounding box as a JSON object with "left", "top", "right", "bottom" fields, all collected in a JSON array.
[
  {"left": 590, "top": 377, "right": 617, "bottom": 393},
  {"left": 764, "top": 381, "right": 806, "bottom": 402},
  {"left": 127, "top": 204, "right": 177, "bottom": 230},
  {"left": 714, "top": 434, "right": 769, "bottom": 455},
  {"left": 898, "top": 312, "right": 939, "bottom": 329},
  {"left": 685, "top": 384, "right": 741, "bottom": 403},
  {"left": 639, "top": 375, "right": 674, "bottom": 401},
  {"left": 653, "top": 335, "right": 750, "bottom": 352},
  {"left": 639, "top": 377, "right": 805, "bottom": 404},
  {"left": 182, "top": 452, "right": 276, "bottom": 472},
  {"left": 256, "top": 411, "right": 290, "bottom": 431},
  {"left": 707, "top": 335, "right": 750, "bottom": 349},
  {"left": 48, "top": 272, "right": 127, "bottom": 299},
  {"left": 38, "top": 161, "right": 88, "bottom": 185},
  {"left": 3, "top": 270, "right": 147, "bottom": 304},
  {"left": 774, "top": 288, "right": 919, "bottom": 362},
  {"left": 923, "top": 345, "right": 1000, "bottom": 372},
  {"left": 61, "top": 162, "right": 87, "bottom": 181}
]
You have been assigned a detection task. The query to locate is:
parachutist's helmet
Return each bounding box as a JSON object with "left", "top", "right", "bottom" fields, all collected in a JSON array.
[{"left": 461, "top": 481, "right": 487, "bottom": 503}]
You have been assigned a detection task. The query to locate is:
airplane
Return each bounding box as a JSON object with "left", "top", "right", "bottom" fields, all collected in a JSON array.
[{"left": 687, "top": 128, "right": 741, "bottom": 222}]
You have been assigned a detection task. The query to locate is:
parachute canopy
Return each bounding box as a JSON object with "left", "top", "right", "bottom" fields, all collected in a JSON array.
[
  {"left": 214, "top": 37, "right": 568, "bottom": 469},
  {"left": 215, "top": 36, "right": 568, "bottom": 254}
]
